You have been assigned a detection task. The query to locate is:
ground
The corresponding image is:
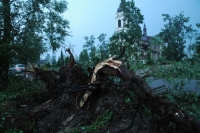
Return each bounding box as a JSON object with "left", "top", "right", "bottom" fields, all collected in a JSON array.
[
  {"left": 1, "top": 59, "right": 200, "bottom": 133},
  {"left": 31, "top": 85, "right": 162, "bottom": 133},
  {"left": 1, "top": 83, "right": 177, "bottom": 133}
]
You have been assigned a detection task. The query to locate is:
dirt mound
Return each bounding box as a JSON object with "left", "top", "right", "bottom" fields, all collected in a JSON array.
[{"left": 29, "top": 86, "right": 156, "bottom": 133}]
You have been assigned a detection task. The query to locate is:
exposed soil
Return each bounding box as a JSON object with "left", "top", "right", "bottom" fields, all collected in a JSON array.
[{"left": 31, "top": 85, "right": 162, "bottom": 133}]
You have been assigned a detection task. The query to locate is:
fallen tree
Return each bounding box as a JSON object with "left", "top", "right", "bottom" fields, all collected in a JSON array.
[
  {"left": 28, "top": 49, "right": 200, "bottom": 132},
  {"left": 80, "top": 56, "right": 200, "bottom": 132}
]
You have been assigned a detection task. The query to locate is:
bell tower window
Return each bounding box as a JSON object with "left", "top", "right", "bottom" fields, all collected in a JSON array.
[{"left": 118, "top": 19, "right": 121, "bottom": 28}]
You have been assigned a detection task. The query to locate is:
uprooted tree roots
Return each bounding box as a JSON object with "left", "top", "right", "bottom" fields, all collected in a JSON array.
[{"left": 3, "top": 49, "right": 200, "bottom": 133}]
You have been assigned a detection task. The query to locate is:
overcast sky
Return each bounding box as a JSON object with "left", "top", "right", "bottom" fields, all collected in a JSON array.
[{"left": 55, "top": 0, "right": 200, "bottom": 57}]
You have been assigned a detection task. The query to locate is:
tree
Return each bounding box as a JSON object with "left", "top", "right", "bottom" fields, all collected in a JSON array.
[
  {"left": 45, "top": 53, "right": 51, "bottom": 63},
  {"left": 186, "top": 25, "right": 198, "bottom": 58},
  {"left": 159, "top": 13, "right": 190, "bottom": 61},
  {"left": 149, "top": 35, "right": 165, "bottom": 59},
  {"left": 0, "top": 0, "right": 12, "bottom": 87},
  {"left": 79, "top": 34, "right": 109, "bottom": 70},
  {"left": 57, "top": 50, "right": 65, "bottom": 67},
  {"left": 83, "top": 35, "right": 96, "bottom": 52},
  {"left": 60, "top": 50, "right": 64, "bottom": 66},
  {"left": 187, "top": 24, "right": 200, "bottom": 61},
  {"left": 146, "top": 51, "right": 155, "bottom": 65},
  {"left": 96, "top": 33, "right": 109, "bottom": 61},
  {"left": 108, "top": 0, "right": 144, "bottom": 64},
  {"left": 51, "top": 54, "right": 57, "bottom": 68},
  {"left": 80, "top": 35, "right": 97, "bottom": 67},
  {"left": 79, "top": 49, "right": 90, "bottom": 71},
  {"left": 197, "top": 23, "right": 200, "bottom": 28},
  {"left": 0, "top": 0, "right": 70, "bottom": 87},
  {"left": 150, "top": 35, "right": 165, "bottom": 48},
  {"left": 194, "top": 23, "right": 200, "bottom": 55},
  {"left": 196, "top": 32, "right": 200, "bottom": 57},
  {"left": 64, "top": 56, "right": 70, "bottom": 66}
]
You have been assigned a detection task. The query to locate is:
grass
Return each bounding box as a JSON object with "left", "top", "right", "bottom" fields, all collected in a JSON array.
[
  {"left": 60, "top": 110, "right": 114, "bottom": 133},
  {"left": 0, "top": 75, "right": 46, "bottom": 132}
]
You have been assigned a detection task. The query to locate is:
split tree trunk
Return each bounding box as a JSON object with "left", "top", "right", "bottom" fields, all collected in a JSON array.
[{"left": 92, "top": 57, "right": 200, "bottom": 132}]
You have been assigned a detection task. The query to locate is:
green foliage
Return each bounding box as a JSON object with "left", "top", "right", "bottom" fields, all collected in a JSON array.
[
  {"left": 79, "top": 34, "right": 109, "bottom": 72},
  {"left": 159, "top": 13, "right": 192, "bottom": 61},
  {"left": 150, "top": 60, "right": 200, "bottom": 120},
  {"left": 83, "top": 35, "right": 96, "bottom": 51},
  {"left": 51, "top": 54, "right": 57, "bottom": 67},
  {"left": 143, "top": 106, "right": 152, "bottom": 117},
  {"left": 196, "top": 23, "right": 200, "bottom": 28},
  {"left": 5, "top": 129, "right": 23, "bottom": 133},
  {"left": 146, "top": 52, "right": 155, "bottom": 65},
  {"left": 81, "top": 111, "right": 114, "bottom": 132},
  {"left": 7, "top": 0, "right": 70, "bottom": 59},
  {"left": 56, "top": 57, "right": 62, "bottom": 67},
  {"left": 56, "top": 50, "right": 70, "bottom": 67},
  {"left": 130, "top": 61, "right": 144, "bottom": 69},
  {"left": 108, "top": 0, "right": 143, "bottom": 63},
  {"left": 150, "top": 35, "right": 165, "bottom": 46},
  {"left": 45, "top": 62, "right": 51, "bottom": 68},
  {"left": 124, "top": 89, "right": 136, "bottom": 106},
  {"left": 44, "top": 53, "right": 51, "bottom": 63},
  {"left": 157, "top": 57, "right": 169, "bottom": 65},
  {"left": 187, "top": 24, "right": 200, "bottom": 59},
  {"left": 60, "top": 111, "right": 114, "bottom": 133},
  {"left": 1, "top": 75, "right": 45, "bottom": 102},
  {"left": 79, "top": 35, "right": 97, "bottom": 69},
  {"left": 39, "top": 64, "right": 48, "bottom": 70},
  {"left": 0, "top": 75, "right": 46, "bottom": 132},
  {"left": 152, "top": 61, "right": 200, "bottom": 80},
  {"left": 166, "top": 90, "right": 200, "bottom": 119},
  {"left": 79, "top": 49, "right": 90, "bottom": 70},
  {"left": 60, "top": 50, "right": 64, "bottom": 66},
  {"left": 97, "top": 33, "right": 109, "bottom": 61},
  {"left": 0, "top": 0, "right": 70, "bottom": 86}
]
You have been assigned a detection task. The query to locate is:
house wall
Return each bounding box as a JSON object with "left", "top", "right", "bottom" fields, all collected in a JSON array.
[{"left": 150, "top": 44, "right": 162, "bottom": 60}]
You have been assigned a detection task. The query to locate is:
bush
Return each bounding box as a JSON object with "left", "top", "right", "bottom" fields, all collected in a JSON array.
[
  {"left": 45, "top": 62, "right": 51, "bottom": 68},
  {"left": 157, "top": 57, "right": 168, "bottom": 65},
  {"left": 146, "top": 52, "right": 155, "bottom": 65}
]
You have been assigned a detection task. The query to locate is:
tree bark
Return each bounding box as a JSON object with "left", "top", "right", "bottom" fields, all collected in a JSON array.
[{"left": 0, "top": 0, "right": 11, "bottom": 88}]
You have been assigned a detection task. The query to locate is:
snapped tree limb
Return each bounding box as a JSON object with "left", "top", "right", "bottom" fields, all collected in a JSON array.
[{"left": 83, "top": 57, "right": 200, "bottom": 132}]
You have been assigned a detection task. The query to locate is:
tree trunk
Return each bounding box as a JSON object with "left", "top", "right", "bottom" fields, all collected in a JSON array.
[{"left": 0, "top": 0, "right": 11, "bottom": 88}]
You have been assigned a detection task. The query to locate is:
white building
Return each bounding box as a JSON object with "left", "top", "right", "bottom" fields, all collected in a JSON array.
[
  {"left": 115, "top": 0, "right": 124, "bottom": 32},
  {"left": 114, "top": 0, "right": 162, "bottom": 63}
]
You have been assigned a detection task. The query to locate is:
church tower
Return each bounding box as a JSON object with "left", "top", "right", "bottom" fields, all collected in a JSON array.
[
  {"left": 143, "top": 23, "right": 147, "bottom": 36},
  {"left": 115, "top": 0, "right": 125, "bottom": 32}
]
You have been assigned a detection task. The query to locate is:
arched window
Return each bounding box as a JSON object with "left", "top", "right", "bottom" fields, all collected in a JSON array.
[{"left": 118, "top": 19, "right": 121, "bottom": 28}]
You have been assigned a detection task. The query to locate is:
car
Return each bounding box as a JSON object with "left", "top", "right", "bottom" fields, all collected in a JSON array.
[{"left": 9, "top": 64, "right": 26, "bottom": 74}]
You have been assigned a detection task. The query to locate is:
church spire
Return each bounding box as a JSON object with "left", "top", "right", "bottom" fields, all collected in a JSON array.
[
  {"left": 115, "top": 0, "right": 125, "bottom": 32},
  {"left": 117, "top": 0, "right": 124, "bottom": 13},
  {"left": 143, "top": 23, "right": 147, "bottom": 36}
]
